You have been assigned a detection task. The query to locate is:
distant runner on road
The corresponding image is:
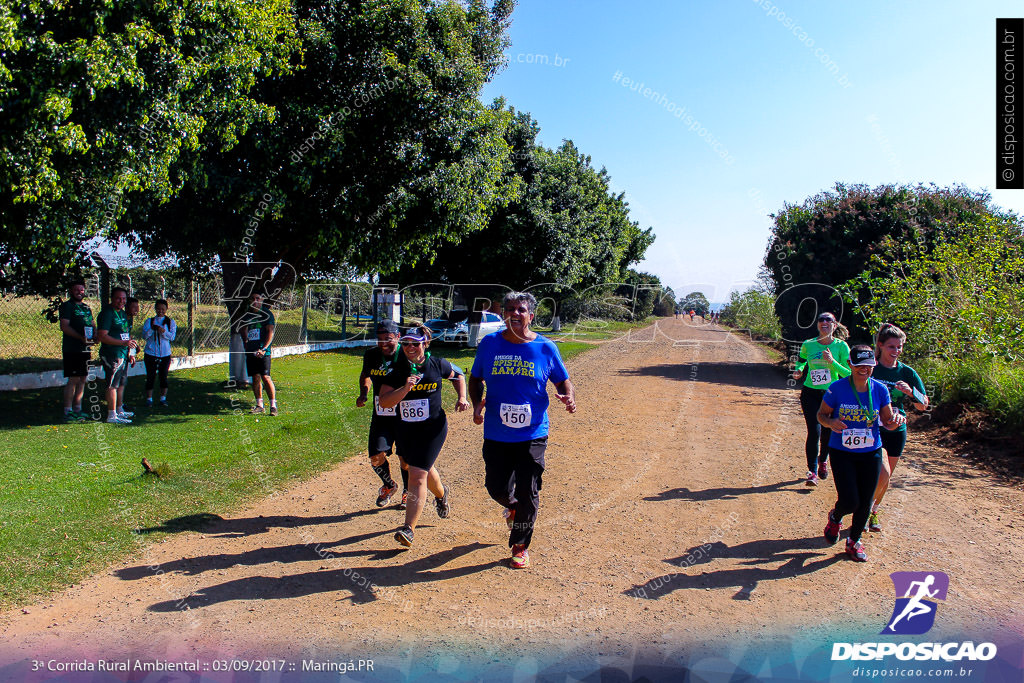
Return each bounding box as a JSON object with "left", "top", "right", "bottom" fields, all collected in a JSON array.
[
  {"left": 793, "top": 312, "right": 851, "bottom": 486},
  {"left": 818, "top": 345, "right": 905, "bottom": 562},
  {"left": 357, "top": 320, "right": 409, "bottom": 509},
  {"left": 469, "top": 292, "right": 576, "bottom": 569},
  {"left": 868, "top": 323, "right": 928, "bottom": 532}
]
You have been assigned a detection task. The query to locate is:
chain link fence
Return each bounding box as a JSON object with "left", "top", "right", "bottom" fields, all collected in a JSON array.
[{"left": 0, "top": 255, "right": 382, "bottom": 377}]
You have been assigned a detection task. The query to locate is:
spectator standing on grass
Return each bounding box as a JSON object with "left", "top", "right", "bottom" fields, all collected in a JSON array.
[
  {"left": 244, "top": 292, "right": 278, "bottom": 416},
  {"left": 59, "top": 280, "right": 95, "bottom": 422},
  {"left": 868, "top": 323, "right": 928, "bottom": 533},
  {"left": 142, "top": 299, "right": 177, "bottom": 408},
  {"left": 378, "top": 323, "right": 466, "bottom": 548},
  {"left": 819, "top": 345, "right": 905, "bottom": 562},
  {"left": 96, "top": 287, "right": 138, "bottom": 424},
  {"left": 793, "top": 312, "right": 851, "bottom": 486},
  {"left": 357, "top": 319, "right": 410, "bottom": 509},
  {"left": 469, "top": 292, "right": 576, "bottom": 569}
]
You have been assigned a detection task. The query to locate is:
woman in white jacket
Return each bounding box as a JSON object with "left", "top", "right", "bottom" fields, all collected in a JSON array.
[{"left": 142, "top": 299, "right": 177, "bottom": 407}]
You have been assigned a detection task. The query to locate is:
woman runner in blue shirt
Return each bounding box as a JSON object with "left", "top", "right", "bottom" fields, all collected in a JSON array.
[{"left": 817, "top": 345, "right": 905, "bottom": 561}]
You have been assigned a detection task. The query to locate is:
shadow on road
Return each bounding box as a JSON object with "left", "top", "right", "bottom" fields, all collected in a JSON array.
[
  {"left": 618, "top": 362, "right": 790, "bottom": 391},
  {"left": 137, "top": 508, "right": 392, "bottom": 537},
  {"left": 644, "top": 479, "right": 808, "bottom": 502},
  {"left": 624, "top": 536, "right": 844, "bottom": 601},
  {"left": 146, "top": 542, "right": 501, "bottom": 611}
]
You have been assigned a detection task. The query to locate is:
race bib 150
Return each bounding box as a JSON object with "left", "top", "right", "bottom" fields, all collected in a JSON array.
[
  {"left": 500, "top": 403, "right": 532, "bottom": 428},
  {"left": 400, "top": 398, "right": 429, "bottom": 422}
]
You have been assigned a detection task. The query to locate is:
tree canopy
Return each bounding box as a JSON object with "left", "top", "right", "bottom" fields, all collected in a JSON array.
[{"left": 0, "top": 0, "right": 298, "bottom": 293}]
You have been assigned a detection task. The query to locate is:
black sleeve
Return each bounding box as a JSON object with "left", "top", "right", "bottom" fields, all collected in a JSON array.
[
  {"left": 360, "top": 349, "right": 374, "bottom": 376},
  {"left": 381, "top": 364, "right": 408, "bottom": 390},
  {"left": 436, "top": 357, "right": 454, "bottom": 379}
]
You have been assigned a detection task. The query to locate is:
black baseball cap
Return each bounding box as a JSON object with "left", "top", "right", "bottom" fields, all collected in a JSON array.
[
  {"left": 850, "top": 347, "right": 877, "bottom": 367},
  {"left": 376, "top": 320, "right": 400, "bottom": 335}
]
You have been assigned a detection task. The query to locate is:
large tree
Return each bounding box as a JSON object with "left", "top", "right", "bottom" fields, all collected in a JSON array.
[
  {"left": 387, "top": 108, "right": 654, "bottom": 297},
  {"left": 117, "top": 0, "right": 517, "bottom": 310},
  {"left": 763, "top": 182, "right": 1006, "bottom": 342},
  {"left": 0, "top": 0, "right": 298, "bottom": 293}
]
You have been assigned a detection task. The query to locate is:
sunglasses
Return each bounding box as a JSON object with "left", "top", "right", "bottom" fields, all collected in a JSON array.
[
  {"left": 817, "top": 316, "right": 836, "bottom": 323},
  {"left": 401, "top": 341, "right": 424, "bottom": 347}
]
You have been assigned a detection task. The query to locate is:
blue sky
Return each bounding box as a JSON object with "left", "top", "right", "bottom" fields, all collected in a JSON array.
[{"left": 481, "top": 1, "right": 1023, "bottom": 303}]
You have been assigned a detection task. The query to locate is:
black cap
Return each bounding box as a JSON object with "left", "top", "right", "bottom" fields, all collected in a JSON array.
[
  {"left": 850, "top": 347, "right": 877, "bottom": 367},
  {"left": 376, "top": 319, "right": 400, "bottom": 335}
]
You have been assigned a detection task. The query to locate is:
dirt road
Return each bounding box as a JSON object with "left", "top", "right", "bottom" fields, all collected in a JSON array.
[{"left": 3, "top": 318, "right": 1022, "bottom": 676}]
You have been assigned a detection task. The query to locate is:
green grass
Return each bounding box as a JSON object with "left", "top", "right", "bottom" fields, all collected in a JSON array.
[
  {"left": 915, "top": 356, "right": 1024, "bottom": 430},
  {"left": 0, "top": 317, "right": 643, "bottom": 609}
]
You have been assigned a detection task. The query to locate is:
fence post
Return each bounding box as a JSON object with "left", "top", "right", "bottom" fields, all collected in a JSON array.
[
  {"left": 341, "top": 285, "right": 347, "bottom": 338},
  {"left": 187, "top": 278, "right": 195, "bottom": 356},
  {"left": 300, "top": 284, "right": 309, "bottom": 344}
]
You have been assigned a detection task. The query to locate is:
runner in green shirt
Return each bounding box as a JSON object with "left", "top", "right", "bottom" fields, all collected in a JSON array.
[
  {"left": 792, "top": 312, "right": 852, "bottom": 485},
  {"left": 868, "top": 323, "right": 929, "bottom": 532},
  {"left": 96, "top": 287, "right": 138, "bottom": 424},
  {"left": 58, "top": 281, "right": 95, "bottom": 422}
]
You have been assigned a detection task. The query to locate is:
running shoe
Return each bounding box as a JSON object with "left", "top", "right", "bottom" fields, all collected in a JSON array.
[
  {"left": 817, "top": 460, "right": 828, "bottom": 480},
  {"left": 398, "top": 490, "right": 408, "bottom": 510},
  {"left": 118, "top": 409, "right": 135, "bottom": 418},
  {"left": 868, "top": 511, "right": 882, "bottom": 533},
  {"left": 251, "top": 405, "right": 265, "bottom": 414},
  {"left": 510, "top": 544, "right": 530, "bottom": 569},
  {"left": 845, "top": 538, "right": 867, "bottom": 562},
  {"left": 71, "top": 410, "right": 90, "bottom": 421},
  {"left": 376, "top": 483, "right": 398, "bottom": 508},
  {"left": 824, "top": 509, "right": 842, "bottom": 545},
  {"left": 145, "top": 399, "right": 153, "bottom": 408},
  {"left": 106, "top": 415, "right": 132, "bottom": 424},
  {"left": 395, "top": 525, "right": 414, "bottom": 547},
  {"left": 158, "top": 399, "right": 168, "bottom": 408},
  {"left": 64, "top": 411, "right": 81, "bottom": 423},
  {"left": 503, "top": 507, "right": 516, "bottom": 530},
  {"left": 805, "top": 471, "right": 819, "bottom": 486},
  {"left": 269, "top": 406, "right": 278, "bottom": 417},
  {"left": 435, "top": 486, "right": 450, "bottom": 519}
]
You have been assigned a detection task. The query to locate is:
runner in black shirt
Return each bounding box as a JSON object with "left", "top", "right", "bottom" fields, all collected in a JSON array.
[
  {"left": 58, "top": 280, "right": 95, "bottom": 422},
  {"left": 379, "top": 323, "right": 469, "bottom": 547},
  {"left": 357, "top": 320, "right": 409, "bottom": 508}
]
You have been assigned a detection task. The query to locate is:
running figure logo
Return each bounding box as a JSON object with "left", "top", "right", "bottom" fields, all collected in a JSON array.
[{"left": 883, "top": 571, "right": 949, "bottom": 635}]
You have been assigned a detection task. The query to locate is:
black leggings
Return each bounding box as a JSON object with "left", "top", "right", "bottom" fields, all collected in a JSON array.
[
  {"left": 144, "top": 355, "right": 171, "bottom": 391},
  {"left": 800, "top": 385, "right": 829, "bottom": 471},
  {"left": 829, "top": 447, "right": 883, "bottom": 544}
]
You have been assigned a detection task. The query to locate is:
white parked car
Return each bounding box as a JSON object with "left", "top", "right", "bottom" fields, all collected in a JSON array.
[{"left": 438, "top": 311, "right": 505, "bottom": 346}]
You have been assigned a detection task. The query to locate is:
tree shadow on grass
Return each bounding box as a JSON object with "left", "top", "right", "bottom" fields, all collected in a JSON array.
[
  {"left": 618, "top": 362, "right": 790, "bottom": 391},
  {"left": 0, "top": 375, "right": 242, "bottom": 430},
  {"left": 643, "top": 479, "right": 808, "bottom": 502},
  {"left": 624, "top": 536, "right": 843, "bottom": 601},
  {"left": 147, "top": 542, "right": 502, "bottom": 611},
  {"left": 136, "top": 508, "right": 391, "bottom": 537}
]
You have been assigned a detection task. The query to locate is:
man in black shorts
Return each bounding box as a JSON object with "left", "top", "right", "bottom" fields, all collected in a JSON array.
[
  {"left": 357, "top": 320, "right": 409, "bottom": 508},
  {"left": 59, "top": 280, "right": 95, "bottom": 422},
  {"left": 243, "top": 292, "right": 278, "bottom": 415}
]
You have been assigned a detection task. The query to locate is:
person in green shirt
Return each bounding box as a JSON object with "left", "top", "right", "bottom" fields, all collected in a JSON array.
[
  {"left": 58, "top": 280, "right": 95, "bottom": 422},
  {"left": 868, "top": 323, "right": 929, "bottom": 532},
  {"left": 96, "top": 287, "right": 138, "bottom": 424},
  {"left": 792, "top": 312, "right": 852, "bottom": 486},
  {"left": 243, "top": 292, "right": 278, "bottom": 416}
]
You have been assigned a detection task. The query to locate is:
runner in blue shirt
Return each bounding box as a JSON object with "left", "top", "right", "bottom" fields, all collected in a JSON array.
[
  {"left": 469, "top": 292, "right": 576, "bottom": 569},
  {"left": 818, "top": 345, "right": 905, "bottom": 561}
]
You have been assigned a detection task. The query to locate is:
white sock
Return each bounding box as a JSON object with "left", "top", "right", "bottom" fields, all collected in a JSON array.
[
  {"left": 256, "top": 399, "right": 264, "bottom": 407},
  {"left": 270, "top": 400, "right": 277, "bottom": 408}
]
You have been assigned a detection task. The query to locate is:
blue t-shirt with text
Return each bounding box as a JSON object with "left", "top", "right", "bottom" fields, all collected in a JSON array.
[
  {"left": 822, "top": 377, "right": 892, "bottom": 454},
  {"left": 470, "top": 332, "right": 570, "bottom": 443}
]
